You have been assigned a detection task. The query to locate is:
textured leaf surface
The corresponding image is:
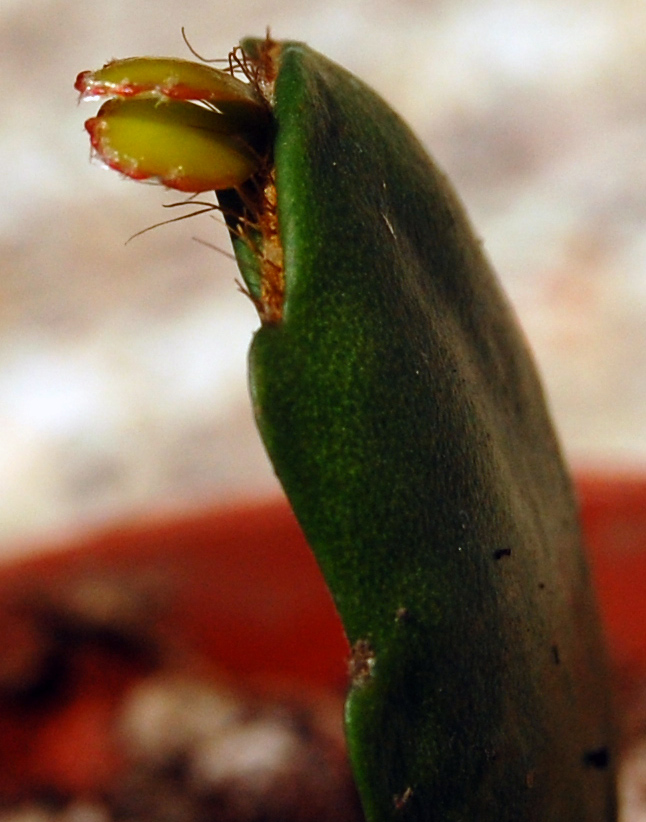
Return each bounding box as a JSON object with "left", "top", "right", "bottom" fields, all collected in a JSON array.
[{"left": 238, "top": 41, "right": 616, "bottom": 821}]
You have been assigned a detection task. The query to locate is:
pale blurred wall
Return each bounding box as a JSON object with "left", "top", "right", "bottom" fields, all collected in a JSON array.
[{"left": 1, "top": 0, "right": 645, "bottom": 552}]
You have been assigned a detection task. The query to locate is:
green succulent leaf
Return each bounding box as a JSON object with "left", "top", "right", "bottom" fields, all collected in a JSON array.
[{"left": 238, "top": 40, "right": 616, "bottom": 822}]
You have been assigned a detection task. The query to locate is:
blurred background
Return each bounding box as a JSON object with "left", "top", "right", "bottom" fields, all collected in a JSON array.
[{"left": 1, "top": 0, "right": 645, "bottom": 555}]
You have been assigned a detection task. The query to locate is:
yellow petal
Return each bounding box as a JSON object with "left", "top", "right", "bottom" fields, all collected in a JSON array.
[
  {"left": 75, "top": 56, "right": 264, "bottom": 109},
  {"left": 86, "top": 97, "right": 262, "bottom": 192}
]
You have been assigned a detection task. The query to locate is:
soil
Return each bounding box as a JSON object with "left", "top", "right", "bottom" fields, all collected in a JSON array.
[{"left": 0, "top": 572, "right": 361, "bottom": 822}]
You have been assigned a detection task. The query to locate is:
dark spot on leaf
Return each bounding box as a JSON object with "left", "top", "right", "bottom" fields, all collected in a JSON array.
[
  {"left": 493, "top": 548, "right": 512, "bottom": 560},
  {"left": 349, "top": 638, "right": 375, "bottom": 687},
  {"left": 538, "top": 582, "right": 546, "bottom": 590},
  {"left": 551, "top": 645, "right": 560, "bottom": 665},
  {"left": 583, "top": 747, "right": 610, "bottom": 769}
]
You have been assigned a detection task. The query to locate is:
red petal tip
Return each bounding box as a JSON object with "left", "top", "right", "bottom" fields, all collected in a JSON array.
[{"left": 74, "top": 70, "right": 93, "bottom": 94}]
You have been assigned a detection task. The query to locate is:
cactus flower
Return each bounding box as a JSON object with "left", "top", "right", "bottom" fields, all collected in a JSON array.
[{"left": 76, "top": 56, "right": 270, "bottom": 192}]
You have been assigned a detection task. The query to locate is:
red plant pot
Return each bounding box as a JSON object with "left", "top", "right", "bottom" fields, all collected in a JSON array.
[{"left": 577, "top": 474, "right": 646, "bottom": 678}]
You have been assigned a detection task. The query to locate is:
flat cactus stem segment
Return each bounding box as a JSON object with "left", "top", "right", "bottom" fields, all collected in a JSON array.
[{"left": 242, "top": 41, "right": 616, "bottom": 821}]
